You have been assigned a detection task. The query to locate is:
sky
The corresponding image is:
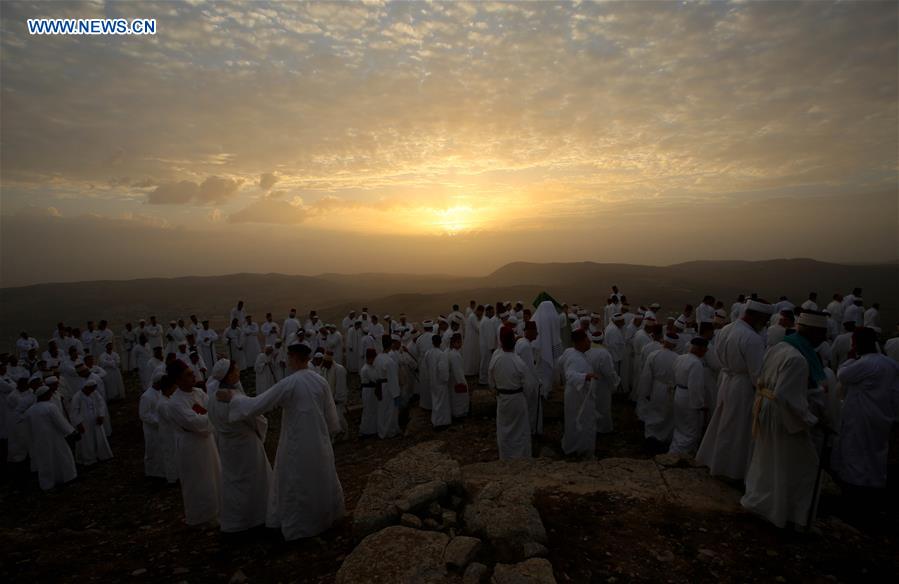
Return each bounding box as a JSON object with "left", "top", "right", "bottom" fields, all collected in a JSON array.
[{"left": 1, "top": 0, "right": 897, "bottom": 287}]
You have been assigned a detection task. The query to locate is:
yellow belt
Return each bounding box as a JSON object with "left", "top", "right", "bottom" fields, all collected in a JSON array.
[{"left": 751, "top": 387, "right": 777, "bottom": 438}]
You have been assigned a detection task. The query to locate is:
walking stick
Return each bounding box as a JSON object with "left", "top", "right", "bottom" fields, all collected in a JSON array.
[{"left": 805, "top": 426, "right": 833, "bottom": 532}]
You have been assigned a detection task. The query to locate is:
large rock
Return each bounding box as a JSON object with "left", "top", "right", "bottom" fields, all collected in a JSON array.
[
  {"left": 354, "top": 441, "right": 462, "bottom": 537},
  {"left": 336, "top": 526, "right": 450, "bottom": 584},
  {"left": 491, "top": 559, "right": 557, "bottom": 584},
  {"left": 463, "top": 480, "right": 547, "bottom": 563},
  {"left": 444, "top": 536, "right": 482, "bottom": 570}
]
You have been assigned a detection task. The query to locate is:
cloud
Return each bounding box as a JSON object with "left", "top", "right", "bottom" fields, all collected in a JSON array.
[
  {"left": 258, "top": 172, "right": 279, "bottom": 190},
  {"left": 14, "top": 205, "right": 62, "bottom": 218},
  {"left": 146, "top": 176, "right": 243, "bottom": 205},
  {"left": 228, "top": 195, "right": 307, "bottom": 224}
]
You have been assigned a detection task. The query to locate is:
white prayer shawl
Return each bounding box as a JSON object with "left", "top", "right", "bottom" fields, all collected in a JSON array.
[
  {"left": 197, "top": 329, "right": 219, "bottom": 365},
  {"left": 463, "top": 312, "right": 481, "bottom": 376},
  {"left": 427, "top": 348, "right": 451, "bottom": 427},
  {"left": 515, "top": 338, "right": 542, "bottom": 434},
  {"left": 885, "top": 338, "right": 899, "bottom": 364},
  {"left": 586, "top": 345, "right": 619, "bottom": 434},
  {"left": 830, "top": 332, "right": 853, "bottom": 370},
  {"left": 533, "top": 301, "right": 563, "bottom": 398},
  {"left": 170, "top": 388, "right": 221, "bottom": 525},
  {"left": 696, "top": 319, "right": 765, "bottom": 481},
  {"left": 70, "top": 390, "right": 113, "bottom": 465},
  {"left": 560, "top": 349, "right": 596, "bottom": 456},
  {"left": 99, "top": 351, "right": 125, "bottom": 400},
  {"left": 344, "top": 327, "right": 362, "bottom": 373},
  {"left": 227, "top": 369, "right": 344, "bottom": 540},
  {"left": 478, "top": 316, "right": 498, "bottom": 385},
  {"left": 208, "top": 385, "right": 272, "bottom": 532},
  {"left": 254, "top": 353, "right": 277, "bottom": 395},
  {"left": 156, "top": 396, "right": 179, "bottom": 483},
  {"left": 374, "top": 353, "right": 401, "bottom": 438},
  {"left": 447, "top": 348, "right": 469, "bottom": 417},
  {"left": 741, "top": 343, "right": 820, "bottom": 528},
  {"left": 25, "top": 401, "right": 77, "bottom": 490},
  {"left": 488, "top": 350, "right": 533, "bottom": 460},
  {"left": 224, "top": 327, "right": 247, "bottom": 370},
  {"left": 637, "top": 348, "right": 678, "bottom": 442},
  {"left": 7, "top": 389, "right": 35, "bottom": 462},
  {"left": 669, "top": 353, "right": 706, "bottom": 455},
  {"left": 243, "top": 322, "right": 262, "bottom": 366},
  {"left": 359, "top": 363, "right": 380, "bottom": 436},
  {"left": 139, "top": 387, "right": 165, "bottom": 478},
  {"left": 832, "top": 354, "right": 899, "bottom": 488}
]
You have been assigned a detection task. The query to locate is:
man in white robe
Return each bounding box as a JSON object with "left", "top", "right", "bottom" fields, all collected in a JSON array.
[
  {"left": 282, "top": 309, "right": 301, "bottom": 342},
  {"left": 145, "top": 316, "right": 163, "bottom": 350},
  {"left": 604, "top": 313, "right": 626, "bottom": 391},
  {"left": 515, "top": 322, "right": 542, "bottom": 435},
  {"left": 121, "top": 323, "right": 137, "bottom": 372},
  {"left": 478, "top": 306, "right": 498, "bottom": 385},
  {"left": 741, "top": 311, "right": 830, "bottom": 529},
  {"left": 669, "top": 337, "right": 709, "bottom": 455},
  {"left": 560, "top": 330, "right": 601, "bottom": 458},
  {"left": 426, "top": 334, "right": 451, "bottom": 428},
  {"left": 208, "top": 359, "right": 272, "bottom": 533},
  {"left": 885, "top": 327, "right": 899, "bottom": 363},
  {"left": 637, "top": 333, "right": 680, "bottom": 444},
  {"left": 830, "top": 321, "right": 856, "bottom": 370},
  {"left": 99, "top": 343, "right": 125, "bottom": 400},
  {"left": 321, "top": 350, "right": 349, "bottom": 440},
  {"left": 533, "top": 301, "right": 563, "bottom": 420},
  {"left": 262, "top": 313, "right": 280, "bottom": 347},
  {"left": 191, "top": 321, "right": 215, "bottom": 371},
  {"left": 26, "top": 385, "right": 77, "bottom": 490},
  {"left": 164, "top": 320, "right": 182, "bottom": 356},
  {"left": 216, "top": 343, "right": 344, "bottom": 540},
  {"left": 168, "top": 360, "right": 221, "bottom": 526},
  {"left": 94, "top": 321, "right": 114, "bottom": 357},
  {"left": 324, "top": 325, "right": 344, "bottom": 365},
  {"left": 696, "top": 299, "right": 774, "bottom": 481},
  {"left": 415, "top": 323, "right": 436, "bottom": 408},
  {"left": 766, "top": 309, "right": 795, "bottom": 347},
  {"left": 374, "top": 337, "right": 402, "bottom": 438},
  {"left": 71, "top": 378, "right": 113, "bottom": 466},
  {"left": 801, "top": 292, "right": 819, "bottom": 312},
  {"left": 587, "top": 331, "right": 619, "bottom": 434},
  {"left": 844, "top": 297, "right": 865, "bottom": 328},
  {"left": 139, "top": 369, "right": 166, "bottom": 479},
  {"left": 863, "top": 303, "right": 880, "bottom": 330},
  {"left": 341, "top": 311, "right": 357, "bottom": 336},
  {"left": 230, "top": 300, "right": 246, "bottom": 326},
  {"left": 344, "top": 320, "right": 363, "bottom": 375},
  {"left": 359, "top": 349, "right": 380, "bottom": 437},
  {"left": 447, "top": 333, "right": 469, "bottom": 418},
  {"left": 243, "top": 316, "right": 262, "bottom": 370},
  {"left": 831, "top": 327, "right": 899, "bottom": 491},
  {"left": 489, "top": 328, "right": 534, "bottom": 460},
  {"left": 224, "top": 320, "right": 246, "bottom": 370},
  {"left": 255, "top": 345, "right": 277, "bottom": 395}
]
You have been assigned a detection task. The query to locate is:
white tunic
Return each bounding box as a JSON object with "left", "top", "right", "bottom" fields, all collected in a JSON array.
[
  {"left": 832, "top": 354, "right": 899, "bottom": 488},
  {"left": 427, "top": 348, "right": 451, "bottom": 427},
  {"left": 447, "top": 348, "right": 469, "bottom": 417},
  {"left": 70, "top": 389, "right": 113, "bottom": 465},
  {"left": 696, "top": 319, "right": 765, "bottom": 481},
  {"left": 254, "top": 353, "right": 277, "bottom": 395},
  {"left": 586, "top": 345, "right": 619, "bottom": 434},
  {"left": 830, "top": 332, "right": 853, "bottom": 370},
  {"left": 886, "top": 337, "right": 899, "bottom": 363},
  {"left": 170, "top": 388, "right": 221, "bottom": 525},
  {"left": 669, "top": 353, "right": 706, "bottom": 455},
  {"left": 208, "top": 385, "right": 272, "bottom": 532},
  {"left": 560, "top": 349, "right": 595, "bottom": 456},
  {"left": 322, "top": 362, "right": 349, "bottom": 438},
  {"left": 515, "top": 338, "right": 541, "bottom": 435},
  {"left": 488, "top": 350, "right": 533, "bottom": 460},
  {"left": 26, "top": 401, "right": 77, "bottom": 490},
  {"left": 741, "top": 343, "right": 820, "bottom": 528},
  {"left": 227, "top": 369, "right": 344, "bottom": 540},
  {"left": 197, "top": 328, "right": 219, "bottom": 370},
  {"left": 224, "top": 327, "right": 246, "bottom": 370},
  {"left": 637, "top": 347, "right": 678, "bottom": 442},
  {"left": 156, "top": 395, "right": 179, "bottom": 483},
  {"left": 463, "top": 313, "right": 481, "bottom": 376},
  {"left": 139, "top": 387, "right": 165, "bottom": 478},
  {"left": 243, "top": 323, "right": 262, "bottom": 367},
  {"left": 344, "top": 327, "right": 362, "bottom": 373},
  {"left": 478, "top": 317, "right": 498, "bottom": 384},
  {"left": 7, "top": 389, "right": 34, "bottom": 462},
  {"left": 359, "top": 363, "right": 380, "bottom": 436},
  {"left": 374, "top": 353, "right": 401, "bottom": 438},
  {"left": 99, "top": 351, "right": 125, "bottom": 400}
]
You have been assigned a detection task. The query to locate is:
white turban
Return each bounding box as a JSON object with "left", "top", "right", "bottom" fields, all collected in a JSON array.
[
  {"left": 745, "top": 299, "right": 775, "bottom": 315},
  {"left": 797, "top": 312, "right": 828, "bottom": 329},
  {"left": 34, "top": 385, "right": 51, "bottom": 399},
  {"left": 212, "top": 358, "right": 231, "bottom": 381}
]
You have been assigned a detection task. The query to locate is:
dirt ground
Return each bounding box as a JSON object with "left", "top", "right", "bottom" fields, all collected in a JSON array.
[{"left": 1, "top": 372, "right": 897, "bottom": 583}]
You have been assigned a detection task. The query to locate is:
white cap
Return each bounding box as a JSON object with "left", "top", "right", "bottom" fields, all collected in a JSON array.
[
  {"left": 212, "top": 358, "right": 231, "bottom": 380},
  {"left": 34, "top": 385, "right": 51, "bottom": 398},
  {"left": 796, "top": 311, "right": 828, "bottom": 329},
  {"left": 745, "top": 299, "right": 775, "bottom": 315}
]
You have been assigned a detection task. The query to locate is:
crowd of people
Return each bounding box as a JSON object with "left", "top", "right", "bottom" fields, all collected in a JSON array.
[{"left": 2, "top": 286, "right": 898, "bottom": 536}]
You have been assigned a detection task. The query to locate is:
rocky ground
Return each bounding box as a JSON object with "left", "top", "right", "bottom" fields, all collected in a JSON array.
[{"left": 1, "top": 371, "right": 897, "bottom": 583}]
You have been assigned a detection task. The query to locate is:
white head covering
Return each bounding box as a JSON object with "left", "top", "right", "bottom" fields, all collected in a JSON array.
[
  {"left": 212, "top": 358, "right": 231, "bottom": 380},
  {"left": 151, "top": 367, "right": 166, "bottom": 384},
  {"left": 745, "top": 299, "right": 775, "bottom": 315},
  {"left": 533, "top": 301, "right": 562, "bottom": 368},
  {"left": 796, "top": 311, "right": 828, "bottom": 329},
  {"left": 34, "top": 385, "right": 51, "bottom": 399}
]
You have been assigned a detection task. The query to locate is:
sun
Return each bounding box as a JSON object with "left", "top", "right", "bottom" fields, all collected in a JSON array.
[{"left": 433, "top": 205, "right": 475, "bottom": 235}]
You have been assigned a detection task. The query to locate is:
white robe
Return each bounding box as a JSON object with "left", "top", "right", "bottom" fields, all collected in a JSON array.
[
  {"left": 832, "top": 354, "right": 899, "bottom": 488},
  {"left": 26, "top": 401, "right": 77, "bottom": 490},
  {"left": 669, "top": 353, "right": 706, "bottom": 455},
  {"left": 515, "top": 338, "right": 541, "bottom": 435},
  {"left": 133, "top": 345, "right": 152, "bottom": 388},
  {"left": 478, "top": 317, "right": 498, "bottom": 385},
  {"left": 560, "top": 349, "right": 596, "bottom": 456},
  {"left": 488, "top": 350, "right": 533, "bottom": 460},
  {"left": 374, "top": 353, "right": 401, "bottom": 438},
  {"left": 208, "top": 385, "right": 272, "bottom": 532},
  {"left": 414, "top": 333, "right": 435, "bottom": 407},
  {"left": 741, "top": 343, "right": 820, "bottom": 528},
  {"left": 630, "top": 329, "right": 652, "bottom": 400},
  {"left": 224, "top": 327, "right": 246, "bottom": 370},
  {"left": 359, "top": 363, "right": 379, "bottom": 436},
  {"left": 282, "top": 317, "right": 301, "bottom": 342},
  {"left": 243, "top": 323, "right": 262, "bottom": 368},
  {"left": 603, "top": 323, "right": 625, "bottom": 381},
  {"left": 145, "top": 324, "right": 163, "bottom": 349},
  {"left": 885, "top": 338, "right": 899, "bottom": 363},
  {"left": 637, "top": 348, "right": 678, "bottom": 442},
  {"left": 197, "top": 328, "right": 219, "bottom": 370},
  {"left": 165, "top": 326, "right": 185, "bottom": 356},
  {"left": 830, "top": 332, "right": 853, "bottom": 370},
  {"left": 447, "top": 349, "right": 469, "bottom": 417},
  {"left": 227, "top": 369, "right": 344, "bottom": 540},
  {"left": 344, "top": 328, "right": 363, "bottom": 373},
  {"left": 322, "top": 363, "right": 349, "bottom": 438},
  {"left": 254, "top": 353, "right": 277, "bottom": 395},
  {"left": 463, "top": 313, "right": 481, "bottom": 376},
  {"left": 7, "top": 389, "right": 34, "bottom": 462},
  {"left": 427, "top": 348, "right": 451, "bottom": 427},
  {"left": 139, "top": 387, "right": 165, "bottom": 478},
  {"left": 70, "top": 390, "right": 113, "bottom": 465},
  {"left": 156, "top": 395, "right": 179, "bottom": 483},
  {"left": 587, "top": 345, "right": 619, "bottom": 434},
  {"left": 170, "top": 388, "right": 221, "bottom": 525},
  {"left": 696, "top": 319, "right": 765, "bottom": 481},
  {"left": 99, "top": 351, "right": 125, "bottom": 400}
]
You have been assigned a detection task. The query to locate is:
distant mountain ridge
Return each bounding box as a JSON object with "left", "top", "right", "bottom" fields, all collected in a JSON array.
[{"left": 2, "top": 259, "right": 896, "bottom": 346}]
